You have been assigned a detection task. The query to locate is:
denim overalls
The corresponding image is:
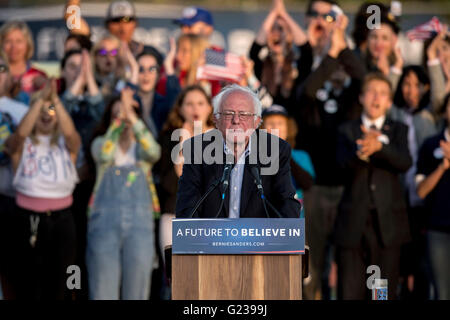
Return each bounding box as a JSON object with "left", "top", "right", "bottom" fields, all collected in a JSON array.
[{"left": 86, "top": 162, "right": 155, "bottom": 300}]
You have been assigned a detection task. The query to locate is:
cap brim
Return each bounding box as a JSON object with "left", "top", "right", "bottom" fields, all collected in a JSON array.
[{"left": 173, "top": 18, "right": 193, "bottom": 26}]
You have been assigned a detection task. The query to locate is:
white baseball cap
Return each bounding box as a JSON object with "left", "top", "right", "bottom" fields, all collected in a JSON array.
[{"left": 106, "top": 0, "right": 136, "bottom": 22}]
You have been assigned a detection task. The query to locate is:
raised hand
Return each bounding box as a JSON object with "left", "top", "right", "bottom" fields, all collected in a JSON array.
[
  {"left": 164, "top": 37, "right": 176, "bottom": 76},
  {"left": 119, "top": 42, "right": 139, "bottom": 84},
  {"left": 82, "top": 49, "right": 92, "bottom": 77},
  {"left": 50, "top": 77, "right": 60, "bottom": 103},
  {"left": 81, "top": 49, "right": 100, "bottom": 96},
  {"left": 273, "top": 0, "right": 286, "bottom": 14},
  {"left": 275, "top": 0, "right": 307, "bottom": 46},
  {"left": 328, "top": 14, "right": 348, "bottom": 58},
  {"left": 440, "top": 139, "right": 450, "bottom": 159},
  {"left": 393, "top": 38, "right": 404, "bottom": 71},
  {"left": 307, "top": 19, "right": 321, "bottom": 48},
  {"left": 120, "top": 87, "right": 139, "bottom": 124},
  {"left": 37, "top": 78, "right": 54, "bottom": 102},
  {"left": 376, "top": 53, "right": 390, "bottom": 76},
  {"left": 427, "top": 27, "right": 447, "bottom": 61},
  {"left": 241, "top": 56, "right": 255, "bottom": 80},
  {"left": 441, "top": 157, "right": 450, "bottom": 171}
]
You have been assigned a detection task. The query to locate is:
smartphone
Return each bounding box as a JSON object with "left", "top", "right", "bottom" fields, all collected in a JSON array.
[{"left": 331, "top": 4, "right": 343, "bottom": 19}]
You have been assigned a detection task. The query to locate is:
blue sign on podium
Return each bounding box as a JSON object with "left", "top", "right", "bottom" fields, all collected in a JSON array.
[{"left": 172, "top": 218, "right": 305, "bottom": 255}]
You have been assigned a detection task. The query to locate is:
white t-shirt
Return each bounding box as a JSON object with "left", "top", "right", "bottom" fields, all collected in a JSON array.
[
  {"left": 13, "top": 135, "right": 79, "bottom": 199},
  {"left": 114, "top": 142, "right": 136, "bottom": 167}
]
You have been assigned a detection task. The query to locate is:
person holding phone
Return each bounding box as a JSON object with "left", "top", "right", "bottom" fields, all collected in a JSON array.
[
  {"left": 86, "top": 87, "right": 161, "bottom": 300},
  {"left": 5, "top": 79, "right": 81, "bottom": 300}
]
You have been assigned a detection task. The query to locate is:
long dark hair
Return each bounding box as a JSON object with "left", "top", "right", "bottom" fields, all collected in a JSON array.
[
  {"left": 161, "top": 85, "right": 214, "bottom": 135},
  {"left": 59, "top": 49, "right": 82, "bottom": 94},
  {"left": 352, "top": 2, "right": 389, "bottom": 49},
  {"left": 261, "top": 48, "right": 295, "bottom": 99},
  {"left": 393, "top": 65, "right": 430, "bottom": 112}
]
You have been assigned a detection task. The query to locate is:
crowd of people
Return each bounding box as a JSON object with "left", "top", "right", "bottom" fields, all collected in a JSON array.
[{"left": 0, "top": 0, "right": 449, "bottom": 300}]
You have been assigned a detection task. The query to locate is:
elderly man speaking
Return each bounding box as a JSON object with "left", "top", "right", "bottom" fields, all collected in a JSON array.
[{"left": 175, "top": 84, "right": 301, "bottom": 219}]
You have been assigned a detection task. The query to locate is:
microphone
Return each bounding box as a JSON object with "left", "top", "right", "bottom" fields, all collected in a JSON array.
[
  {"left": 189, "top": 177, "right": 221, "bottom": 218},
  {"left": 214, "top": 163, "right": 234, "bottom": 218},
  {"left": 250, "top": 166, "right": 263, "bottom": 193},
  {"left": 221, "top": 163, "right": 234, "bottom": 195},
  {"left": 249, "top": 165, "right": 283, "bottom": 218}
]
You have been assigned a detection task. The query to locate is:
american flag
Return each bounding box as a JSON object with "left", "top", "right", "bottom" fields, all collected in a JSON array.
[
  {"left": 406, "top": 17, "right": 445, "bottom": 41},
  {"left": 196, "top": 49, "right": 244, "bottom": 83}
]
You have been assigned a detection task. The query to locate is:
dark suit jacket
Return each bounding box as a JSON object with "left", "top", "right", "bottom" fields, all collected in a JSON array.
[
  {"left": 334, "top": 117, "right": 412, "bottom": 248},
  {"left": 175, "top": 130, "right": 301, "bottom": 218}
]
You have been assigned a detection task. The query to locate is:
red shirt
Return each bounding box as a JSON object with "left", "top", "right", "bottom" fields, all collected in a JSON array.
[{"left": 14, "top": 65, "right": 47, "bottom": 94}]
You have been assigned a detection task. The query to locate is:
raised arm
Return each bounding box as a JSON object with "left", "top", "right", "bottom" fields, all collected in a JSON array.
[
  {"left": 5, "top": 94, "right": 43, "bottom": 159},
  {"left": 417, "top": 157, "right": 449, "bottom": 199},
  {"left": 83, "top": 49, "right": 100, "bottom": 97},
  {"left": 427, "top": 29, "right": 449, "bottom": 115},
  {"left": 123, "top": 42, "right": 139, "bottom": 85},
  {"left": 121, "top": 87, "right": 161, "bottom": 163},
  {"left": 51, "top": 80, "right": 81, "bottom": 161},
  {"left": 255, "top": 3, "right": 279, "bottom": 45},
  {"left": 276, "top": 0, "right": 307, "bottom": 46}
]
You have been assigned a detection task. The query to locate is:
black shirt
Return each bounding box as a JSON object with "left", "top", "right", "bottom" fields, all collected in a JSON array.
[{"left": 416, "top": 129, "right": 450, "bottom": 233}]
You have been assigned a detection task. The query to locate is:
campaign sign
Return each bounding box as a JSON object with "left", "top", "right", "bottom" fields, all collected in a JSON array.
[{"left": 172, "top": 218, "right": 305, "bottom": 255}]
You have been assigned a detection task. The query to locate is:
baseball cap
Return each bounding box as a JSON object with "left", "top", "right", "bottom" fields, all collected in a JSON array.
[
  {"left": 106, "top": 0, "right": 136, "bottom": 22},
  {"left": 174, "top": 7, "right": 213, "bottom": 27},
  {"left": 262, "top": 104, "right": 289, "bottom": 118}
]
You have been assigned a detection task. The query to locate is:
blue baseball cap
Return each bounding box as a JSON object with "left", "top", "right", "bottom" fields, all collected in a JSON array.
[
  {"left": 262, "top": 104, "right": 289, "bottom": 118},
  {"left": 174, "top": 7, "right": 213, "bottom": 27}
]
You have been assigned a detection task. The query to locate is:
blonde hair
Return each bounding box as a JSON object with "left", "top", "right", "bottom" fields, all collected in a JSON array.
[
  {"left": 177, "top": 34, "right": 209, "bottom": 86},
  {"left": 0, "top": 21, "right": 35, "bottom": 61},
  {"left": 0, "top": 49, "right": 9, "bottom": 66},
  {"left": 29, "top": 90, "right": 60, "bottom": 146},
  {"left": 91, "top": 34, "right": 121, "bottom": 76},
  {"left": 91, "top": 33, "right": 121, "bottom": 55}
]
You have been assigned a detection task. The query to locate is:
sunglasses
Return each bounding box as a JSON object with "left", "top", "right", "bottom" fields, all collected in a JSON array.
[
  {"left": 0, "top": 65, "right": 8, "bottom": 73},
  {"left": 96, "top": 48, "right": 118, "bottom": 57},
  {"left": 108, "top": 16, "right": 136, "bottom": 23},
  {"left": 139, "top": 65, "right": 159, "bottom": 73},
  {"left": 307, "top": 10, "right": 337, "bottom": 23}
]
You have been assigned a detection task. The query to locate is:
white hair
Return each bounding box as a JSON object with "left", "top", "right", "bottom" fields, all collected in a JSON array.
[{"left": 212, "top": 84, "right": 262, "bottom": 119}]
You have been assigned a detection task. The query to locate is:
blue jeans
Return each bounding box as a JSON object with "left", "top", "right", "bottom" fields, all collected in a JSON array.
[
  {"left": 427, "top": 230, "right": 450, "bottom": 300},
  {"left": 86, "top": 165, "right": 155, "bottom": 300}
]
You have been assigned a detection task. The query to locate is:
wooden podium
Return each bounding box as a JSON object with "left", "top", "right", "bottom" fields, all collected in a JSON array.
[
  {"left": 171, "top": 218, "right": 305, "bottom": 300},
  {"left": 172, "top": 254, "right": 302, "bottom": 300}
]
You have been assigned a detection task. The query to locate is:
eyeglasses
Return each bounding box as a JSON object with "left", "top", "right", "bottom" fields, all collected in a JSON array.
[
  {"left": 218, "top": 110, "right": 256, "bottom": 121},
  {"left": 139, "top": 65, "right": 159, "bottom": 73},
  {"left": 108, "top": 16, "right": 136, "bottom": 23},
  {"left": 0, "top": 65, "right": 8, "bottom": 73},
  {"left": 96, "top": 48, "right": 118, "bottom": 57},
  {"left": 307, "top": 10, "right": 336, "bottom": 23}
]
